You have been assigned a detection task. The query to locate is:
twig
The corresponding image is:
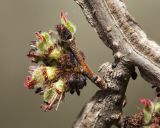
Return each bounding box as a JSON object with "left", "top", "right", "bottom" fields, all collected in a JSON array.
[{"left": 67, "top": 38, "right": 106, "bottom": 89}]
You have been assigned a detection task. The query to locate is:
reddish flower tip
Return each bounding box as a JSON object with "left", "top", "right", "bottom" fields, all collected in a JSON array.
[
  {"left": 35, "top": 32, "right": 45, "bottom": 42},
  {"left": 60, "top": 11, "right": 67, "bottom": 23},
  {"left": 151, "top": 123, "right": 159, "bottom": 128},
  {"left": 24, "top": 76, "right": 36, "bottom": 89},
  {"left": 40, "top": 103, "right": 52, "bottom": 112},
  {"left": 140, "top": 98, "right": 151, "bottom": 108}
]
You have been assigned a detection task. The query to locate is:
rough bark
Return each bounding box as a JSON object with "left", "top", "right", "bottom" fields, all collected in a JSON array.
[
  {"left": 72, "top": 0, "right": 160, "bottom": 127},
  {"left": 73, "top": 62, "right": 131, "bottom": 128}
]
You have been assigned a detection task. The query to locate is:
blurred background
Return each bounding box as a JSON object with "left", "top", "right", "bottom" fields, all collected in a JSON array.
[{"left": 0, "top": 0, "right": 159, "bottom": 127}]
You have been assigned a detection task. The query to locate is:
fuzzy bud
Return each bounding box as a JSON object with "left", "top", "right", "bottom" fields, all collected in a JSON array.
[
  {"left": 60, "top": 12, "right": 76, "bottom": 35},
  {"left": 43, "top": 88, "right": 54, "bottom": 103},
  {"left": 35, "top": 32, "right": 54, "bottom": 55},
  {"left": 140, "top": 98, "right": 152, "bottom": 109},
  {"left": 46, "top": 67, "right": 58, "bottom": 80},
  {"left": 151, "top": 123, "right": 159, "bottom": 128},
  {"left": 24, "top": 76, "right": 36, "bottom": 89},
  {"left": 54, "top": 79, "right": 66, "bottom": 94},
  {"left": 49, "top": 46, "right": 62, "bottom": 60},
  {"left": 155, "top": 102, "right": 160, "bottom": 112}
]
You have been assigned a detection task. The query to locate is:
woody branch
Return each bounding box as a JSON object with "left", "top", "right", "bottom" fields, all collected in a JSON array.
[{"left": 72, "top": 0, "right": 160, "bottom": 127}]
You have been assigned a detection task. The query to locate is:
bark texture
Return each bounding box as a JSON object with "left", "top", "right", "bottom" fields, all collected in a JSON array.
[
  {"left": 73, "top": 62, "right": 131, "bottom": 128},
  {"left": 72, "top": 0, "right": 160, "bottom": 127}
]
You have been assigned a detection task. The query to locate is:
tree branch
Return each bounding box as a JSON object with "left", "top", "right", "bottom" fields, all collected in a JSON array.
[
  {"left": 74, "top": 0, "right": 160, "bottom": 90},
  {"left": 71, "top": 0, "right": 160, "bottom": 127},
  {"left": 73, "top": 62, "right": 131, "bottom": 128}
]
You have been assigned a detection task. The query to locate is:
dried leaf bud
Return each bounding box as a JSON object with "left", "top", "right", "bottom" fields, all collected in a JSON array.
[
  {"left": 68, "top": 73, "right": 87, "bottom": 95},
  {"left": 27, "top": 49, "right": 41, "bottom": 63},
  {"left": 56, "top": 24, "right": 72, "bottom": 41}
]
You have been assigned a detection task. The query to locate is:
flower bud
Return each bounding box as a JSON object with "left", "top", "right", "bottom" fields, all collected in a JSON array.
[
  {"left": 43, "top": 88, "right": 54, "bottom": 103},
  {"left": 155, "top": 102, "right": 160, "bottom": 112},
  {"left": 46, "top": 66, "right": 58, "bottom": 80},
  {"left": 30, "top": 66, "right": 59, "bottom": 88},
  {"left": 140, "top": 98, "right": 154, "bottom": 124},
  {"left": 60, "top": 12, "right": 76, "bottom": 35},
  {"left": 151, "top": 123, "right": 159, "bottom": 128},
  {"left": 49, "top": 46, "right": 62, "bottom": 60},
  {"left": 54, "top": 79, "right": 66, "bottom": 94},
  {"left": 41, "top": 79, "right": 67, "bottom": 111},
  {"left": 140, "top": 98, "right": 152, "bottom": 109},
  {"left": 31, "top": 66, "right": 45, "bottom": 88},
  {"left": 35, "top": 32, "right": 54, "bottom": 55},
  {"left": 24, "top": 76, "right": 36, "bottom": 89}
]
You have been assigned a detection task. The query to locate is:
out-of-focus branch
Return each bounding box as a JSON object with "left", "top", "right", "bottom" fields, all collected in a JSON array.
[{"left": 121, "top": 111, "right": 160, "bottom": 128}]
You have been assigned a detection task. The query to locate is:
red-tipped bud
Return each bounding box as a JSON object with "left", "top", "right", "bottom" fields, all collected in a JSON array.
[
  {"left": 140, "top": 98, "right": 151, "bottom": 108},
  {"left": 60, "top": 12, "right": 67, "bottom": 24},
  {"left": 24, "top": 76, "right": 36, "bottom": 89},
  {"left": 151, "top": 123, "right": 159, "bottom": 128},
  {"left": 35, "top": 32, "right": 45, "bottom": 42}
]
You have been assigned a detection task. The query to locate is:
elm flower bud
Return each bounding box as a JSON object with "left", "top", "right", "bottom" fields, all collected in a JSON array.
[
  {"left": 60, "top": 12, "right": 76, "bottom": 35},
  {"left": 34, "top": 31, "right": 55, "bottom": 55},
  {"left": 140, "top": 98, "right": 152, "bottom": 110},
  {"left": 31, "top": 66, "right": 45, "bottom": 88},
  {"left": 41, "top": 79, "right": 67, "bottom": 111},
  {"left": 30, "top": 31, "right": 63, "bottom": 62},
  {"left": 46, "top": 66, "right": 58, "bottom": 80},
  {"left": 25, "top": 13, "right": 88, "bottom": 112},
  {"left": 54, "top": 79, "right": 67, "bottom": 94},
  {"left": 29, "top": 66, "right": 59, "bottom": 88},
  {"left": 151, "top": 123, "right": 159, "bottom": 128},
  {"left": 43, "top": 87, "right": 54, "bottom": 103},
  {"left": 154, "top": 102, "right": 160, "bottom": 113},
  {"left": 140, "top": 98, "right": 155, "bottom": 125},
  {"left": 24, "top": 76, "right": 36, "bottom": 89},
  {"left": 48, "top": 45, "right": 62, "bottom": 60}
]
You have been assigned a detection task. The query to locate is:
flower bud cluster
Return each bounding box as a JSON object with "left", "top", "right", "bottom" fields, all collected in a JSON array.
[
  {"left": 140, "top": 98, "right": 160, "bottom": 127},
  {"left": 25, "top": 13, "right": 86, "bottom": 111},
  {"left": 27, "top": 31, "right": 62, "bottom": 64}
]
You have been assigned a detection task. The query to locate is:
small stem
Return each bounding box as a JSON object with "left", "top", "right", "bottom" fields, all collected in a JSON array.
[
  {"left": 55, "top": 93, "right": 63, "bottom": 111},
  {"left": 49, "top": 93, "right": 58, "bottom": 109},
  {"left": 68, "top": 38, "right": 106, "bottom": 89}
]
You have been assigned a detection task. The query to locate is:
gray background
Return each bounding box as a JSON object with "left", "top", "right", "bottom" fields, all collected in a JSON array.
[{"left": 0, "top": 0, "right": 159, "bottom": 127}]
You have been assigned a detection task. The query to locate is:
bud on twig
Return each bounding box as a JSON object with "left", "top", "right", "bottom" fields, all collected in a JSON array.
[{"left": 24, "top": 12, "right": 89, "bottom": 111}]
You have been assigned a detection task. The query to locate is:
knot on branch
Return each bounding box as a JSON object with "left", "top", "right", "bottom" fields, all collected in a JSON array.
[{"left": 99, "top": 62, "right": 131, "bottom": 91}]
